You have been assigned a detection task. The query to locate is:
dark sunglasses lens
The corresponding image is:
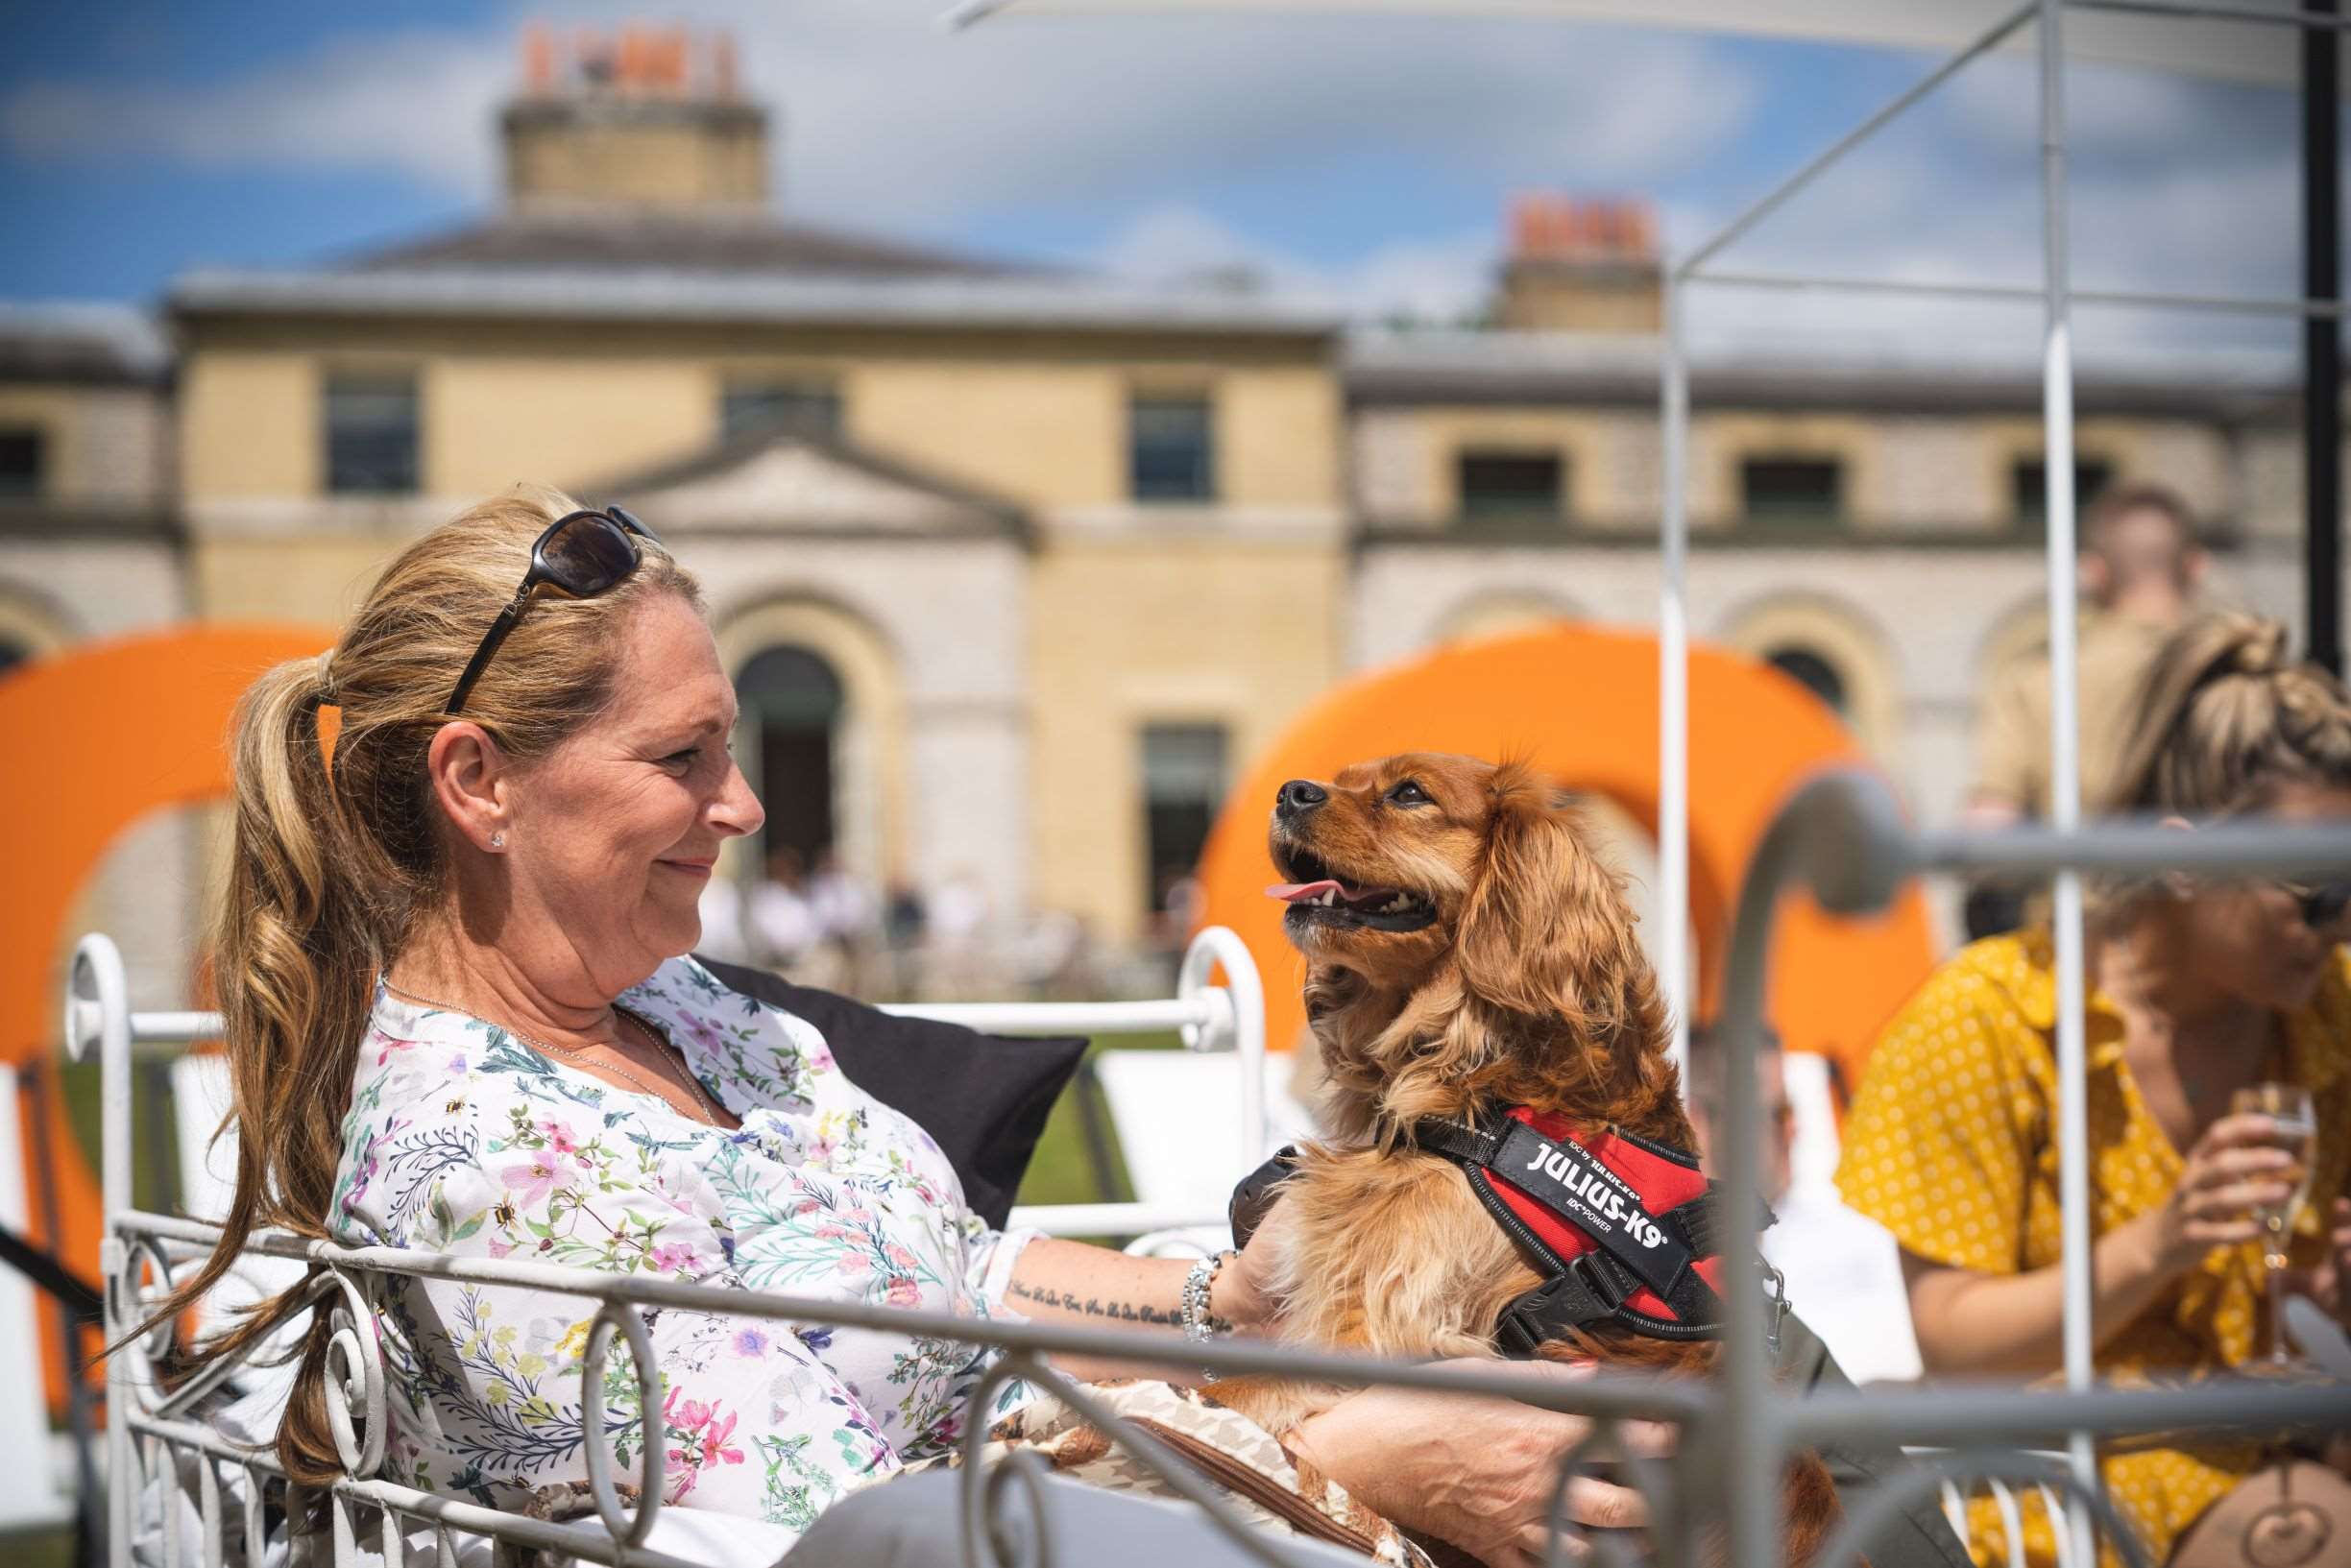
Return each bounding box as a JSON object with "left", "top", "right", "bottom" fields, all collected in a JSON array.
[
  {"left": 2301, "top": 881, "right": 2351, "bottom": 927},
  {"left": 540, "top": 516, "right": 639, "bottom": 594}
]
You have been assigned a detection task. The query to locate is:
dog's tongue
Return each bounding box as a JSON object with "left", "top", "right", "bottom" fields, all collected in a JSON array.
[{"left": 1267, "top": 880, "right": 1344, "bottom": 904}]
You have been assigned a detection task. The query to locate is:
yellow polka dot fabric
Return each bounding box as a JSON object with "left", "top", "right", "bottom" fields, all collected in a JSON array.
[{"left": 1835, "top": 932, "right": 2351, "bottom": 1568}]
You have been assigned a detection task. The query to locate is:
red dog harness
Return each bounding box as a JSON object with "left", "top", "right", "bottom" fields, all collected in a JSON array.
[{"left": 1413, "top": 1108, "right": 1783, "bottom": 1354}]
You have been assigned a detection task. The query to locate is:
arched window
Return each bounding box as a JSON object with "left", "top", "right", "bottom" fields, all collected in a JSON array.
[
  {"left": 737, "top": 644, "right": 846, "bottom": 869},
  {"left": 1763, "top": 644, "right": 1848, "bottom": 716}
]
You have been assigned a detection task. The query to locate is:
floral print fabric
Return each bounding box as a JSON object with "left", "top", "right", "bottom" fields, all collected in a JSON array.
[{"left": 328, "top": 956, "right": 1036, "bottom": 1540}]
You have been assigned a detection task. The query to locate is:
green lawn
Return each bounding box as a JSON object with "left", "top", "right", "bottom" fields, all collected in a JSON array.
[{"left": 1010, "top": 1027, "right": 1181, "bottom": 1209}]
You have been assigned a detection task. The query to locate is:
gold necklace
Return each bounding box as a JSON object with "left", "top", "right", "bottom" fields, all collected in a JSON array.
[{"left": 382, "top": 979, "right": 728, "bottom": 1125}]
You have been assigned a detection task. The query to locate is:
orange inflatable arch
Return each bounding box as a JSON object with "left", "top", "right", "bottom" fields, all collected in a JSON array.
[
  {"left": 1195, "top": 624, "right": 1939, "bottom": 1086},
  {"left": 2, "top": 624, "right": 331, "bottom": 1408}
]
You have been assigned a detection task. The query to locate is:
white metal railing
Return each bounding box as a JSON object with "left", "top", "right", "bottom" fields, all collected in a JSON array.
[
  {"left": 66, "top": 925, "right": 1269, "bottom": 1246},
  {"left": 58, "top": 788, "right": 2351, "bottom": 1568}
]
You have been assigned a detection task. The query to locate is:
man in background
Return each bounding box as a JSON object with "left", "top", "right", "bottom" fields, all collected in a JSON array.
[
  {"left": 1684, "top": 1022, "right": 1923, "bottom": 1385},
  {"left": 1963, "top": 483, "right": 2205, "bottom": 937}
]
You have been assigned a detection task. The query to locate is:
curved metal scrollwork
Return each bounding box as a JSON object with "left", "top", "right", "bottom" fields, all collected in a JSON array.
[
  {"left": 115, "top": 1236, "right": 182, "bottom": 1416},
  {"left": 580, "top": 1299, "right": 666, "bottom": 1548},
  {"left": 319, "top": 1266, "right": 387, "bottom": 1481},
  {"left": 960, "top": 1355, "right": 1053, "bottom": 1568},
  {"left": 1816, "top": 1450, "right": 2152, "bottom": 1568}
]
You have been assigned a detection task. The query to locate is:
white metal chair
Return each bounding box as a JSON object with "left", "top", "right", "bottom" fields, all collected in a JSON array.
[{"left": 0, "top": 1071, "right": 75, "bottom": 1538}]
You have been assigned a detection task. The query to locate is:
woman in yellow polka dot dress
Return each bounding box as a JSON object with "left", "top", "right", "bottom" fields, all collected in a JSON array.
[{"left": 1838, "top": 613, "right": 2351, "bottom": 1568}]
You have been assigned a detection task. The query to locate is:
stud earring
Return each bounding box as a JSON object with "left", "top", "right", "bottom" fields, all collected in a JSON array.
[{"left": 490, "top": 832, "right": 506, "bottom": 850}]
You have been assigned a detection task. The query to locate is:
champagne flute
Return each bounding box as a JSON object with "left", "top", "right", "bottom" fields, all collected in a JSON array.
[{"left": 2230, "top": 1082, "right": 2318, "bottom": 1367}]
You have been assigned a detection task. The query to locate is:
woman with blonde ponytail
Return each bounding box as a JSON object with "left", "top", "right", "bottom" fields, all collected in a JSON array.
[
  {"left": 163, "top": 487, "right": 1608, "bottom": 1561},
  {"left": 1838, "top": 612, "right": 2351, "bottom": 1568}
]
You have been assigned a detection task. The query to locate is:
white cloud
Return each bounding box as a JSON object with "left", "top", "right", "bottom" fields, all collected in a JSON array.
[
  {"left": 1089, "top": 200, "right": 1492, "bottom": 320},
  {"left": 1, "top": 0, "right": 1757, "bottom": 237},
  {"left": 716, "top": 0, "right": 1761, "bottom": 233},
  {"left": 1668, "top": 53, "right": 2300, "bottom": 369}
]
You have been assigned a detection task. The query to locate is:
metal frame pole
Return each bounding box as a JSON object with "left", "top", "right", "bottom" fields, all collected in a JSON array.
[
  {"left": 2036, "top": 5, "right": 2103, "bottom": 1560},
  {"left": 64, "top": 936, "right": 133, "bottom": 1566},
  {"left": 1660, "top": 270, "right": 1691, "bottom": 1065},
  {"left": 2306, "top": 0, "right": 2342, "bottom": 676}
]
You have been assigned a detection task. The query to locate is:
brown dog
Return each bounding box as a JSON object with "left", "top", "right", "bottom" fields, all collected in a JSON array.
[{"left": 1214, "top": 752, "right": 1840, "bottom": 1566}]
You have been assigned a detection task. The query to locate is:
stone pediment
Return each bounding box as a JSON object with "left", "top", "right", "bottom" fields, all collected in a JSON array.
[{"left": 592, "top": 428, "right": 1026, "bottom": 539}]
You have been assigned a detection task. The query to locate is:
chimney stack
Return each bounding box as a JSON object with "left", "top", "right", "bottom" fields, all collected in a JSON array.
[
  {"left": 1495, "top": 195, "right": 1661, "bottom": 334},
  {"left": 501, "top": 23, "right": 769, "bottom": 213}
]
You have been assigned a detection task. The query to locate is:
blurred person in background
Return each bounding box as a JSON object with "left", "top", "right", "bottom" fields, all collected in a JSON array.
[
  {"left": 1964, "top": 484, "right": 2206, "bottom": 939},
  {"left": 1684, "top": 1020, "right": 1796, "bottom": 1206},
  {"left": 806, "top": 847, "right": 879, "bottom": 992},
  {"left": 1841, "top": 612, "right": 2351, "bottom": 1567},
  {"left": 694, "top": 866, "right": 752, "bottom": 965},
  {"left": 750, "top": 843, "right": 819, "bottom": 970},
  {"left": 1684, "top": 1022, "right": 1922, "bottom": 1386},
  {"left": 880, "top": 874, "right": 928, "bottom": 997}
]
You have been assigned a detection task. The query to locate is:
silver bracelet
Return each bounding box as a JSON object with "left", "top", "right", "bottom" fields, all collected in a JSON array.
[{"left": 1181, "top": 1248, "right": 1236, "bottom": 1380}]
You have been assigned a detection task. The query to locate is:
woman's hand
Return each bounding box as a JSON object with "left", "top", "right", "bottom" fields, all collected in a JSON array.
[
  {"left": 1213, "top": 1190, "right": 1302, "bottom": 1337},
  {"left": 2152, "top": 1112, "right": 2300, "bottom": 1273},
  {"left": 1283, "top": 1360, "right": 1669, "bottom": 1568}
]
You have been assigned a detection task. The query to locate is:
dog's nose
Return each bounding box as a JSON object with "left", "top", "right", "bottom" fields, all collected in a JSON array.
[{"left": 1276, "top": 779, "right": 1328, "bottom": 816}]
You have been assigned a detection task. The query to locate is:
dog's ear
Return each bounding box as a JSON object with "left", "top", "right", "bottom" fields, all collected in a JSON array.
[{"left": 1455, "top": 763, "right": 1667, "bottom": 1066}]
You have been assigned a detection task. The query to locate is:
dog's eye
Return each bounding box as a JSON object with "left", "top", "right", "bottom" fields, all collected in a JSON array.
[{"left": 1386, "top": 780, "right": 1431, "bottom": 807}]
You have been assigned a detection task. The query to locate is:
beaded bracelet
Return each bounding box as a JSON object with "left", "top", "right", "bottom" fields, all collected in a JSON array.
[{"left": 1181, "top": 1248, "right": 1237, "bottom": 1380}]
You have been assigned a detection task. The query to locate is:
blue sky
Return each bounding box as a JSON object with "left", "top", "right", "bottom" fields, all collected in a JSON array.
[{"left": 0, "top": 0, "right": 2308, "bottom": 365}]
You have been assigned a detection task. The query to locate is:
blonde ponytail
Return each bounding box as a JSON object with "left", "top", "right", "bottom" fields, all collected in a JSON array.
[{"left": 2105, "top": 611, "right": 2351, "bottom": 819}]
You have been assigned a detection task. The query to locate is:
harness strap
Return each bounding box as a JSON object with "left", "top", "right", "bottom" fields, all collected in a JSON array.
[
  {"left": 1417, "top": 1117, "right": 1769, "bottom": 1274},
  {"left": 1416, "top": 1112, "right": 1779, "bottom": 1354}
]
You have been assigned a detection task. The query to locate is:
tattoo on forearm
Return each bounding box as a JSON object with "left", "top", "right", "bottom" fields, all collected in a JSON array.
[{"left": 1006, "top": 1278, "right": 1231, "bottom": 1334}]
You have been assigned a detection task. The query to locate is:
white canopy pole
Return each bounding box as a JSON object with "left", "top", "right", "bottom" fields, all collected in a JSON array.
[
  {"left": 1660, "top": 271, "right": 1691, "bottom": 1065},
  {"left": 2037, "top": 2, "right": 2101, "bottom": 1558}
]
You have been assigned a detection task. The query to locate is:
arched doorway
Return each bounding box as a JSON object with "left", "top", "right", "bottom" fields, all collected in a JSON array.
[
  {"left": 713, "top": 596, "right": 909, "bottom": 898},
  {"left": 737, "top": 643, "right": 846, "bottom": 870},
  {"left": 1715, "top": 593, "right": 1901, "bottom": 758},
  {"left": 1763, "top": 644, "right": 1849, "bottom": 716}
]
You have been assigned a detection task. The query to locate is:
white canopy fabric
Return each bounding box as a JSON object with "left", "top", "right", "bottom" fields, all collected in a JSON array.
[{"left": 954, "top": 0, "right": 2331, "bottom": 89}]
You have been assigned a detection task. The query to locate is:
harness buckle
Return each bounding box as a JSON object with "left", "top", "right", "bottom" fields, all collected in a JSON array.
[
  {"left": 1762, "top": 1261, "right": 1790, "bottom": 1358},
  {"left": 1494, "top": 1257, "right": 1622, "bottom": 1358}
]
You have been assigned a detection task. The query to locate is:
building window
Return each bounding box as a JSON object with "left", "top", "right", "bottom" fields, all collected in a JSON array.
[
  {"left": 1740, "top": 456, "right": 1844, "bottom": 526},
  {"left": 723, "top": 379, "right": 842, "bottom": 441},
  {"left": 1765, "top": 645, "right": 1848, "bottom": 715},
  {"left": 1458, "top": 450, "right": 1565, "bottom": 520},
  {"left": 0, "top": 427, "right": 44, "bottom": 498},
  {"left": 324, "top": 374, "right": 419, "bottom": 495},
  {"left": 1141, "top": 722, "right": 1227, "bottom": 914},
  {"left": 2012, "top": 457, "right": 2114, "bottom": 525},
  {"left": 1129, "top": 394, "right": 1215, "bottom": 503}
]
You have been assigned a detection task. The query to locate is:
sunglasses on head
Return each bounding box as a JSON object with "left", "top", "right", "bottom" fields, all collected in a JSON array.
[
  {"left": 446, "top": 505, "right": 661, "bottom": 717},
  {"left": 2285, "top": 878, "right": 2351, "bottom": 928}
]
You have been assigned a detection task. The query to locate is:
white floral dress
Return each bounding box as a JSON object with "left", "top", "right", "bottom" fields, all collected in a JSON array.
[{"left": 327, "top": 956, "right": 1036, "bottom": 1539}]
